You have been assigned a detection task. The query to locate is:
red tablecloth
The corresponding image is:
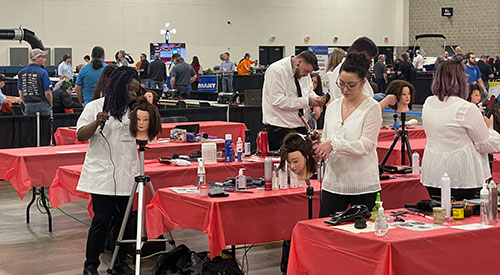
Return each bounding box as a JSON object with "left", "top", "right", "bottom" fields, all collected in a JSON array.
[
  {"left": 379, "top": 174, "right": 429, "bottom": 209},
  {"left": 378, "top": 127, "right": 426, "bottom": 141},
  {"left": 1, "top": 141, "right": 223, "bottom": 200},
  {"left": 491, "top": 153, "right": 500, "bottom": 182},
  {"left": 288, "top": 212, "right": 500, "bottom": 275},
  {"left": 146, "top": 181, "right": 322, "bottom": 258},
  {"left": 377, "top": 138, "right": 426, "bottom": 166},
  {"left": 54, "top": 121, "right": 247, "bottom": 145},
  {"left": 49, "top": 159, "right": 277, "bottom": 208}
]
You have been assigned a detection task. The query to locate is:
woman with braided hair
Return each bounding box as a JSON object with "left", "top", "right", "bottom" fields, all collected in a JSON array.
[{"left": 76, "top": 66, "right": 140, "bottom": 275}]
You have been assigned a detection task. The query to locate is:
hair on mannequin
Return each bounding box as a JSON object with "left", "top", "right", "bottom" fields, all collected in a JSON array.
[
  {"left": 129, "top": 97, "right": 162, "bottom": 141},
  {"left": 279, "top": 132, "right": 316, "bottom": 180}
]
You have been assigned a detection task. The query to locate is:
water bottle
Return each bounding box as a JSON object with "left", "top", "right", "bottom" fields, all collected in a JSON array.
[
  {"left": 375, "top": 204, "right": 388, "bottom": 236},
  {"left": 244, "top": 129, "right": 251, "bottom": 156},
  {"left": 441, "top": 173, "right": 451, "bottom": 218},
  {"left": 480, "top": 183, "right": 490, "bottom": 225},
  {"left": 264, "top": 157, "right": 272, "bottom": 191},
  {"left": 197, "top": 158, "right": 206, "bottom": 186},
  {"left": 412, "top": 152, "right": 420, "bottom": 174},
  {"left": 236, "top": 137, "right": 243, "bottom": 162},
  {"left": 224, "top": 134, "right": 233, "bottom": 162},
  {"left": 489, "top": 180, "right": 498, "bottom": 224},
  {"left": 236, "top": 168, "right": 246, "bottom": 191}
]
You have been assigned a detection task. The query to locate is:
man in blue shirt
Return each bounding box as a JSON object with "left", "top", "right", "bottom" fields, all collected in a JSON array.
[
  {"left": 220, "top": 52, "right": 235, "bottom": 93},
  {"left": 465, "top": 52, "right": 487, "bottom": 96},
  {"left": 17, "top": 49, "right": 53, "bottom": 115},
  {"left": 57, "top": 54, "right": 74, "bottom": 80},
  {"left": 75, "top": 46, "right": 106, "bottom": 105}
]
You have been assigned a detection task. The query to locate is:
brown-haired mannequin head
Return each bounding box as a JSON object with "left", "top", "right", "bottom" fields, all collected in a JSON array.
[
  {"left": 279, "top": 132, "right": 316, "bottom": 180},
  {"left": 385, "top": 80, "right": 415, "bottom": 112},
  {"left": 129, "top": 97, "right": 162, "bottom": 141}
]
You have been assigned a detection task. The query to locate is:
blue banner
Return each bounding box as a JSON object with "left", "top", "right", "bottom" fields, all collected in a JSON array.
[{"left": 165, "top": 75, "right": 217, "bottom": 92}]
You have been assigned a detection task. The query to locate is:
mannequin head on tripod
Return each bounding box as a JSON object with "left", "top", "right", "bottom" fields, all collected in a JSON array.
[
  {"left": 279, "top": 132, "right": 316, "bottom": 180},
  {"left": 129, "top": 97, "right": 162, "bottom": 141}
]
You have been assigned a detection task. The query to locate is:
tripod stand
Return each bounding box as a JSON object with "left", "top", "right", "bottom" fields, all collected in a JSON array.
[
  {"left": 107, "top": 140, "right": 173, "bottom": 275},
  {"left": 381, "top": 112, "right": 413, "bottom": 166}
]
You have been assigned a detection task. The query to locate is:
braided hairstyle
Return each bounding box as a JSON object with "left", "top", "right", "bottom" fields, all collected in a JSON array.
[{"left": 103, "top": 66, "right": 139, "bottom": 121}]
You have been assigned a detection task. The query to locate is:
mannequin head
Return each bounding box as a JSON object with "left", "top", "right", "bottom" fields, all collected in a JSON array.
[
  {"left": 385, "top": 80, "right": 415, "bottom": 112},
  {"left": 279, "top": 132, "right": 316, "bottom": 180},
  {"left": 129, "top": 97, "right": 162, "bottom": 141},
  {"left": 467, "top": 84, "right": 481, "bottom": 105}
]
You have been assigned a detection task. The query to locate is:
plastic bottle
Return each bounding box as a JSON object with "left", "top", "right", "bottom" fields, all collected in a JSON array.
[
  {"left": 244, "top": 129, "right": 251, "bottom": 156},
  {"left": 260, "top": 130, "right": 268, "bottom": 157},
  {"left": 279, "top": 164, "right": 288, "bottom": 189},
  {"left": 289, "top": 170, "right": 298, "bottom": 188},
  {"left": 480, "top": 183, "right": 490, "bottom": 225},
  {"left": 272, "top": 164, "right": 279, "bottom": 190},
  {"left": 440, "top": 173, "right": 451, "bottom": 218},
  {"left": 197, "top": 158, "right": 206, "bottom": 186},
  {"left": 236, "top": 137, "right": 243, "bottom": 162},
  {"left": 264, "top": 157, "right": 272, "bottom": 191},
  {"left": 412, "top": 152, "right": 420, "bottom": 174},
  {"left": 375, "top": 203, "right": 388, "bottom": 236},
  {"left": 236, "top": 168, "right": 246, "bottom": 191},
  {"left": 489, "top": 180, "right": 498, "bottom": 224},
  {"left": 372, "top": 192, "right": 381, "bottom": 221},
  {"left": 224, "top": 134, "right": 233, "bottom": 162}
]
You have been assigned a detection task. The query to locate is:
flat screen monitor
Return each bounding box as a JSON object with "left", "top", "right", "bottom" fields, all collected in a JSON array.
[{"left": 149, "top": 43, "right": 186, "bottom": 63}]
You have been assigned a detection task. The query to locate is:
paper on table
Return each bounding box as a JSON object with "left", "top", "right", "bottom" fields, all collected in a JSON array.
[
  {"left": 333, "top": 221, "right": 377, "bottom": 233},
  {"left": 170, "top": 187, "right": 198, "bottom": 194},
  {"left": 55, "top": 150, "right": 82, "bottom": 154},
  {"left": 391, "top": 220, "right": 446, "bottom": 232},
  {"left": 451, "top": 223, "right": 494, "bottom": 231}
]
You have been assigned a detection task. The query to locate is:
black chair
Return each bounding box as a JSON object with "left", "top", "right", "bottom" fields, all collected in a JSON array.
[
  {"left": 176, "top": 101, "right": 187, "bottom": 109},
  {"left": 161, "top": 116, "right": 188, "bottom": 123},
  {"left": 174, "top": 124, "right": 200, "bottom": 135}
]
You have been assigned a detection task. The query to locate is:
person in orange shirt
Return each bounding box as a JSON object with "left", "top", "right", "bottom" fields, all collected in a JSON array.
[{"left": 237, "top": 53, "right": 255, "bottom": 75}]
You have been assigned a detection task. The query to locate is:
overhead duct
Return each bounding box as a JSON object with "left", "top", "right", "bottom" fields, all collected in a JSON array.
[{"left": 0, "top": 27, "right": 44, "bottom": 50}]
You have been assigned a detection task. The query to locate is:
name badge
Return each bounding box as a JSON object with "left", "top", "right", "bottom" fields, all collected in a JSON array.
[{"left": 121, "top": 124, "right": 134, "bottom": 142}]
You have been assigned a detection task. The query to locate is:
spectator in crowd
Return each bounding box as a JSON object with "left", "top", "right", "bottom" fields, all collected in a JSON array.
[
  {"left": 314, "top": 52, "right": 382, "bottom": 217},
  {"left": 465, "top": 52, "right": 487, "bottom": 96},
  {"left": 53, "top": 75, "right": 70, "bottom": 91},
  {"left": 17, "top": 48, "right": 52, "bottom": 115},
  {"left": 57, "top": 54, "right": 74, "bottom": 79},
  {"left": 323, "top": 48, "right": 346, "bottom": 97},
  {"left": 237, "top": 53, "right": 255, "bottom": 76},
  {"left": 443, "top": 51, "right": 449, "bottom": 60},
  {"left": 397, "top": 53, "right": 414, "bottom": 81},
  {"left": 454, "top": 46, "right": 465, "bottom": 61},
  {"left": 137, "top": 53, "right": 149, "bottom": 87},
  {"left": 76, "top": 67, "right": 139, "bottom": 275},
  {"left": 384, "top": 80, "right": 415, "bottom": 113},
  {"left": 412, "top": 50, "right": 424, "bottom": 70},
  {"left": 0, "top": 74, "right": 21, "bottom": 115},
  {"left": 170, "top": 53, "right": 196, "bottom": 99},
  {"left": 75, "top": 46, "right": 107, "bottom": 105},
  {"left": 310, "top": 72, "right": 325, "bottom": 128},
  {"left": 91, "top": 64, "right": 117, "bottom": 100},
  {"left": 421, "top": 59, "right": 500, "bottom": 201},
  {"left": 467, "top": 83, "right": 482, "bottom": 106},
  {"left": 220, "top": 52, "right": 235, "bottom": 93},
  {"left": 52, "top": 80, "right": 82, "bottom": 113},
  {"left": 191, "top": 56, "right": 201, "bottom": 91},
  {"left": 373, "top": 54, "right": 388, "bottom": 93},
  {"left": 148, "top": 52, "right": 166, "bottom": 90},
  {"left": 495, "top": 55, "right": 500, "bottom": 76},
  {"left": 488, "top": 57, "right": 495, "bottom": 74},
  {"left": 115, "top": 50, "right": 134, "bottom": 67},
  {"left": 261, "top": 50, "right": 325, "bottom": 151},
  {"left": 477, "top": 55, "right": 494, "bottom": 91}
]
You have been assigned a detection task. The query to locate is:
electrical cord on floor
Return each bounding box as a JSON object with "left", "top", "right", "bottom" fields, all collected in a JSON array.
[
  {"left": 239, "top": 244, "right": 254, "bottom": 274},
  {"left": 35, "top": 195, "right": 91, "bottom": 226}
]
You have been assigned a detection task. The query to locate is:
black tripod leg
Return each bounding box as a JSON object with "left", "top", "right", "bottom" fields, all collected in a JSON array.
[
  {"left": 401, "top": 133, "right": 406, "bottom": 165},
  {"left": 404, "top": 136, "right": 413, "bottom": 166},
  {"left": 40, "top": 187, "right": 52, "bottom": 232},
  {"left": 26, "top": 187, "right": 36, "bottom": 224},
  {"left": 381, "top": 135, "right": 400, "bottom": 165}
]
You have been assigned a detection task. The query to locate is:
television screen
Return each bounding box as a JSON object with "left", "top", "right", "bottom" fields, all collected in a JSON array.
[{"left": 149, "top": 43, "right": 186, "bottom": 63}]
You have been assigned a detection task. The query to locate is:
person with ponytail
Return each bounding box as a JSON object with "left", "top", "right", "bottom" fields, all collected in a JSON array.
[
  {"left": 314, "top": 52, "right": 382, "bottom": 217},
  {"left": 76, "top": 66, "right": 140, "bottom": 275},
  {"left": 75, "top": 46, "right": 107, "bottom": 105}
]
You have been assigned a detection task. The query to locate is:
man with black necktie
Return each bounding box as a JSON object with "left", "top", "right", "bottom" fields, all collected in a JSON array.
[{"left": 262, "top": 50, "right": 325, "bottom": 151}]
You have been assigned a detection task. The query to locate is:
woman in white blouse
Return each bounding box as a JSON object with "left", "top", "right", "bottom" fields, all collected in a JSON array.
[
  {"left": 314, "top": 52, "right": 382, "bottom": 217},
  {"left": 421, "top": 58, "right": 500, "bottom": 201}
]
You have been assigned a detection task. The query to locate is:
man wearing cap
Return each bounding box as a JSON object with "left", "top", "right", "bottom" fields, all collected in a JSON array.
[
  {"left": 17, "top": 48, "right": 53, "bottom": 115},
  {"left": 262, "top": 50, "right": 325, "bottom": 151},
  {"left": 52, "top": 80, "right": 82, "bottom": 113},
  {"left": 170, "top": 53, "right": 196, "bottom": 99}
]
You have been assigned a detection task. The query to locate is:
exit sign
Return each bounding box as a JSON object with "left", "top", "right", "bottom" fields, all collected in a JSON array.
[{"left": 442, "top": 7, "right": 453, "bottom": 17}]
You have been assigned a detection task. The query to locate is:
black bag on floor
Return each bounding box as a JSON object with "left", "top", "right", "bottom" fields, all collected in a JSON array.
[
  {"left": 201, "top": 255, "right": 243, "bottom": 275},
  {"left": 152, "top": 244, "right": 207, "bottom": 275}
]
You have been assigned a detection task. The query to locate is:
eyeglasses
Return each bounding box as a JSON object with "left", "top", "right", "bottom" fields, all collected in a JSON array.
[{"left": 336, "top": 77, "right": 362, "bottom": 90}]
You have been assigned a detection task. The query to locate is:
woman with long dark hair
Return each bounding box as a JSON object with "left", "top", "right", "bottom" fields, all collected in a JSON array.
[
  {"left": 75, "top": 46, "right": 106, "bottom": 105},
  {"left": 92, "top": 64, "right": 117, "bottom": 100},
  {"left": 76, "top": 66, "right": 140, "bottom": 275},
  {"left": 191, "top": 56, "right": 201, "bottom": 91}
]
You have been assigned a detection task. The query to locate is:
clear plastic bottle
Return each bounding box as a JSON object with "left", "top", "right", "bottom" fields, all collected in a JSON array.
[
  {"left": 264, "top": 157, "right": 272, "bottom": 191},
  {"left": 412, "top": 152, "right": 420, "bottom": 174},
  {"left": 480, "top": 183, "right": 490, "bottom": 225},
  {"left": 236, "top": 168, "right": 246, "bottom": 191},
  {"left": 441, "top": 173, "right": 451, "bottom": 218},
  {"left": 197, "top": 158, "right": 206, "bottom": 186},
  {"left": 375, "top": 203, "right": 388, "bottom": 236},
  {"left": 489, "top": 180, "right": 498, "bottom": 224},
  {"left": 236, "top": 137, "right": 243, "bottom": 162}
]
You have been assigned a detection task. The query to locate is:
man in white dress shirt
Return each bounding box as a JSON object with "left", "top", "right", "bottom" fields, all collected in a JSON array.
[{"left": 262, "top": 50, "right": 325, "bottom": 151}]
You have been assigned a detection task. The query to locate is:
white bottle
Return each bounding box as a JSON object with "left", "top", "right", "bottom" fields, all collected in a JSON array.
[
  {"left": 236, "top": 168, "right": 246, "bottom": 191},
  {"left": 279, "top": 163, "right": 288, "bottom": 189},
  {"left": 289, "top": 169, "right": 298, "bottom": 188},
  {"left": 489, "top": 180, "right": 498, "bottom": 224},
  {"left": 440, "top": 173, "right": 451, "bottom": 218},
  {"left": 412, "top": 152, "right": 420, "bottom": 174},
  {"left": 480, "top": 183, "right": 490, "bottom": 225},
  {"left": 236, "top": 137, "right": 243, "bottom": 162},
  {"left": 272, "top": 165, "right": 279, "bottom": 191},
  {"left": 375, "top": 203, "right": 388, "bottom": 236},
  {"left": 197, "top": 158, "right": 206, "bottom": 186}
]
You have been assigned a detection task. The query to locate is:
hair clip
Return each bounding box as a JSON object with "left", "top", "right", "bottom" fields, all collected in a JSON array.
[
  {"left": 281, "top": 146, "right": 289, "bottom": 152},
  {"left": 297, "top": 133, "right": 307, "bottom": 141}
]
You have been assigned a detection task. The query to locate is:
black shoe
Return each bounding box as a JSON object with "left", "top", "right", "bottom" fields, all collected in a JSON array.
[
  {"left": 83, "top": 264, "right": 100, "bottom": 275},
  {"left": 112, "top": 262, "right": 134, "bottom": 275}
]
